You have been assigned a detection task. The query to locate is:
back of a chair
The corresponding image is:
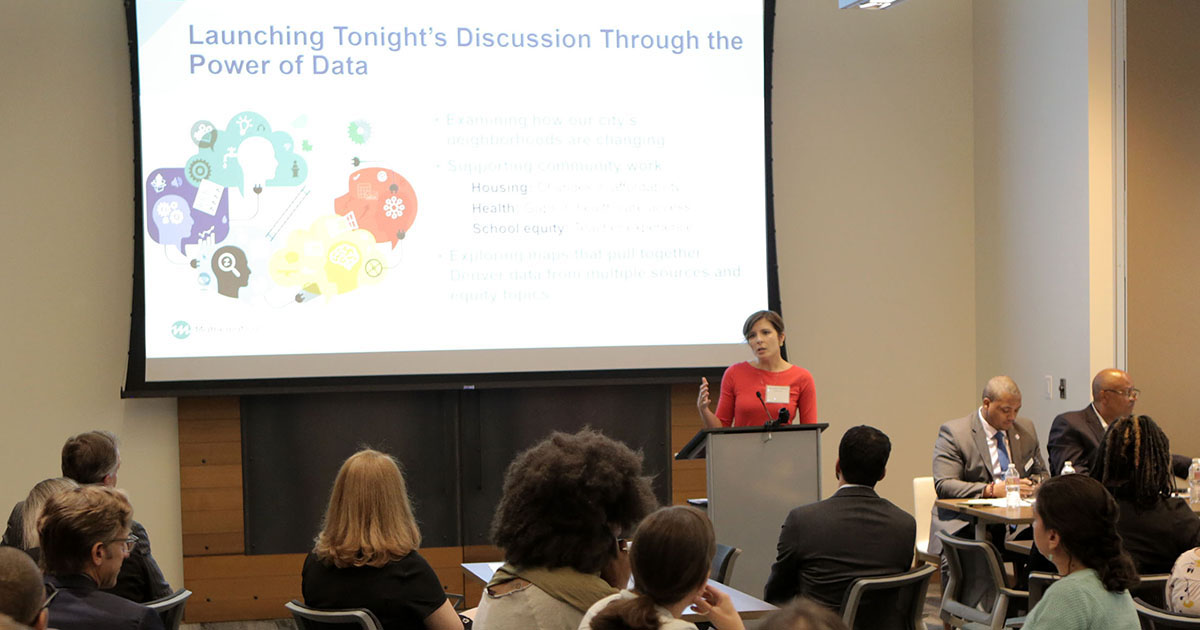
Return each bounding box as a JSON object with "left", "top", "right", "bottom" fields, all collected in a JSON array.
[
  {"left": 912, "top": 477, "right": 936, "bottom": 563},
  {"left": 710, "top": 544, "right": 742, "bottom": 586},
  {"left": 840, "top": 562, "right": 936, "bottom": 630},
  {"left": 144, "top": 588, "right": 191, "bottom": 630},
  {"left": 936, "top": 531, "right": 1016, "bottom": 628},
  {"left": 1134, "top": 596, "right": 1200, "bottom": 629},
  {"left": 1133, "top": 574, "right": 1171, "bottom": 610},
  {"left": 286, "top": 600, "right": 383, "bottom": 630}
]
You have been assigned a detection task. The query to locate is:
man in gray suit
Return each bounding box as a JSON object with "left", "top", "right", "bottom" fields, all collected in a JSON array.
[{"left": 929, "top": 375, "right": 1048, "bottom": 555}]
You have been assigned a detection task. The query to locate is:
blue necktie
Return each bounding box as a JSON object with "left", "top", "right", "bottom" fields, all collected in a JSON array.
[{"left": 996, "top": 433, "right": 1011, "bottom": 472}]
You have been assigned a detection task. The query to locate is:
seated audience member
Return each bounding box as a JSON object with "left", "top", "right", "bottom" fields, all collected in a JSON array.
[
  {"left": 1023, "top": 474, "right": 1139, "bottom": 630},
  {"left": 0, "top": 547, "right": 48, "bottom": 630},
  {"left": 930, "top": 376, "right": 1048, "bottom": 555},
  {"left": 1090, "top": 415, "right": 1200, "bottom": 574},
  {"left": 15, "top": 478, "right": 78, "bottom": 563},
  {"left": 300, "top": 449, "right": 460, "bottom": 630},
  {"left": 764, "top": 425, "right": 915, "bottom": 609},
  {"left": 39, "top": 486, "right": 164, "bottom": 630},
  {"left": 3, "top": 431, "right": 169, "bottom": 603},
  {"left": 1168, "top": 547, "right": 1200, "bottom": 616},
  {"left": 474, "top": 429, "right": 657, "bottom": 630},
  {"left": 581, "top": 505, "right": 743, "bottom": 630},
  {"left": 756, "top": 598, "right": 849, "bottom": 630},
  {"left": 1048, "top": 369, "right": 1192, "bottom": 477}
]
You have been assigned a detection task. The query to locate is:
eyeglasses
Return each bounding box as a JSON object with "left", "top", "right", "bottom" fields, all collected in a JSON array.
[
  {"left": 107, "top": 534, "right": 138, "bottom": 553},
  {"left": 1103, "top": 388, "right": 1140, "bottom": 400},
  {"left": 42, "top": 582, "right": 58, "bottom": 612}
]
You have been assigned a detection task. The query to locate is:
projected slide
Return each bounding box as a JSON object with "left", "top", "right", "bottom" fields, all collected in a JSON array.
[{"left": 134, "top": 0, "right": 769, "bottom": 383}]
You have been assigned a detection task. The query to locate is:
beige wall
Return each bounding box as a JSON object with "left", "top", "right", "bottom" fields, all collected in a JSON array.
[
  {"left": 972, "top": 0, "right": 1100, "bottom": 451},
  {"left": 1127, "top": 0, "right": 1200, "bottom": 458},
  {"left": 0, "top": 0, "right": 1128, "bottom": 592},
  {"left": 0, "top": 2, "right": 183, "bottom": 586},
  {"left": 773, "top": 1, "right": 976, "bottom": 508}
]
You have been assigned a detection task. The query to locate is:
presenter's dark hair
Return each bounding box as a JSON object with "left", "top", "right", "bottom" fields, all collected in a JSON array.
[
  {"left": 1091, "top": 415, "right": 1174, "bottom": 511},
  {"left": 1034, "top": 474, "right": 1138, "bottom": 593},
  {"left": 838, "top": 425, "right": 890, "bottom": 486},
  {"left": 742, "top": 310, "right": 785, "bottom": 339},
  {"left": 590, "top": 506, "right": 714, "bottom": 630},
  {"left": 490, "top": 428, "right": 656, "bottom": 574},
  {"left": 61, "top": 431, "right": 120, "bottom": 485},
  {"left": 757, "top": 597, "right": 850, "bottom": 630}
]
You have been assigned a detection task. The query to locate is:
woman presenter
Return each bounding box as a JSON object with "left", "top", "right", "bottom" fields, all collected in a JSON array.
[{"left": 696, "top": 310, "right": 817, "bottom": 428}]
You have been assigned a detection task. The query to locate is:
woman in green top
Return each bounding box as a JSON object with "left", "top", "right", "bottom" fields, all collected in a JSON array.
[{"left": 1025, "top": 474, "right": 1140, "bottom": 629}]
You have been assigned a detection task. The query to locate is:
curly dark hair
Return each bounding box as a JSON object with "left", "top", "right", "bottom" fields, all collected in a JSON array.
[
  {"left": 490, "top": 428, "right": 657, "bottom": 574},
  {"left": 1035, "top": 474, "right": 1139, "bottom": 593},
  {"left": 1091, "top": 415, "right": 1174, "bottom": 511}
]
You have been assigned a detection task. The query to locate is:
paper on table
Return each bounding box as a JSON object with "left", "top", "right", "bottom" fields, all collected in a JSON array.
[{"left": 965, "top": 498, "right": 1033, "bottom": 508}]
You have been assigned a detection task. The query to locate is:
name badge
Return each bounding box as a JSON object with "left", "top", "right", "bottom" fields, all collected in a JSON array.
[{"left": 765, "top": 385, "right": 790, "bottom": 404}]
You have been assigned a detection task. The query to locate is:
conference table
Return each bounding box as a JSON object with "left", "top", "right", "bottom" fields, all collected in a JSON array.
[
  {"left": 937, "top": 495, "right": 1200, "bottom": 550},
  {"left": 934, "top": 497, "right": 1034, "bottom": 542},
  {"left": 461, "top": 561, "right": 779, "bottom": 621}
]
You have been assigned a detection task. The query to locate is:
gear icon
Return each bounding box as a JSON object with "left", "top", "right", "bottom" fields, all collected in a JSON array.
[
  {"left": 185, "top": 157, "right": 212, "bottom": 185},
  {"left": 383, "top": 196, "right": 405, "bottom": 219},
  {"left": 348, "top": 120, "right": 371, "bottom": 144}
]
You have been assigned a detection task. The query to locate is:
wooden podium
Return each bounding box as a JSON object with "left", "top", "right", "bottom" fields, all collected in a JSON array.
[{"left": 677, "top": 423, "right": 827, "bottom": 596}]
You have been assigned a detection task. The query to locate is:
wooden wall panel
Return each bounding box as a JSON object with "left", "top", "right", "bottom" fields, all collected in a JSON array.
[
  {"left": 669, "top": 383, "right": 708, "bottom": 505},
  {"left": 178, "top": 392, "right": 699, "bottom": 620}
]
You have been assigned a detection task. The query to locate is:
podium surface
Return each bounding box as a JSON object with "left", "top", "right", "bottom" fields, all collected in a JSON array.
[{"left": 682, "top": 423, "right": 827, "bottom": 597}]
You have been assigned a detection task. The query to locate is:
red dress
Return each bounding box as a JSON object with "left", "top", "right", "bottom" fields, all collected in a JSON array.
[{"left": 714, "top": 362, "right": 817, "bottom": 427}]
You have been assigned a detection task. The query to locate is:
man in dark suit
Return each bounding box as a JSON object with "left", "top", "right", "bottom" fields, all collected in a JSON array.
[
  {"left": 1048, "top": 368, "right": 1192, "bottom": 477},
  {"left": 0, "top": 547, "right": 48, "bottom": 630},
  {"left": 1, "top": 431, "right": 170, "bottom": 604},
  {"left": 930, "top": 376, "right": 1048, "bottom": 555},
  {"left": 40, "top": 486, "right": 163, "bottom": 630},
  {"left": 764, "top": 425, "right": 916, "bottom": 610}
]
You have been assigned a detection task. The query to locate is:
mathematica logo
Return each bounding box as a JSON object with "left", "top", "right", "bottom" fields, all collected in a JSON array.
[{"left": 170, "top": 321, "right": 192, "bottom": 339}]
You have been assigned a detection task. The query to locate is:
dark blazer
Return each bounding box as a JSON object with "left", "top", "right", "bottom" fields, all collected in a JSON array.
[
  {"left": 2, "top": 502, "right": 170, "bottom": 604},
  {"left": 763, "top": 485, "right": 916, "bottom": 610},
  {"left": 46, "top": 574, "right": 164, "bottom": 630},
  {"left": 929, "top": 411, "right": 1048, "bottom": 554},
  {"left": 1049, "top": 406, "right": 1193, "bottom": 478}
]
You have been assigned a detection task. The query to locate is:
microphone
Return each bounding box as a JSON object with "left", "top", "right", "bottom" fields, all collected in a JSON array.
[
  {"left": 766, "top": 407, "right": 789, "bottom": 429},
  {"left": 756, "top": 391, "right": 771, "bottom": 423}
]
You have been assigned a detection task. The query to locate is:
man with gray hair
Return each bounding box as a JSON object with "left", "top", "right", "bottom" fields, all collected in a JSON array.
[
  {"left": 929, "top": 376, "right": 1049, "bottom": 555},
  {"left": 0, "top": 547, "right": 47, "bottom": 630},
  {"left": 2, "top": 431, "right": 170, "bottom": 603}
]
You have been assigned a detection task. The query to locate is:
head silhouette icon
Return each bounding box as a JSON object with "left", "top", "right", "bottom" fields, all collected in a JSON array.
[{"left": 212, "top": 245, "right": 251, "bottom": 298}]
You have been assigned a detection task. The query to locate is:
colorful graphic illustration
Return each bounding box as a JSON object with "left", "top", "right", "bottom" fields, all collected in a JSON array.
[
  {"left": 333, "top": 167, "right": 419, "bottom": 247},
  {"left": 144, "top": 167, "right": 231, "bottom": 252},
  {"left": 212, "top": 245, "right": 251, "bottom": 298},
  {"left": 184, "top": 111, "right": 308, "bottom": 196},
  {"left": 268, "top": 215, "right": 387, "bottom": 298}
]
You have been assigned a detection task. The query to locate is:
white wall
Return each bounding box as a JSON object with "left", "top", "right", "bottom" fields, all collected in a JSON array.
[
  {"left": 972, "top": 0, "right": 1097, "bottom": 451},
  {"left": 0, "top": 1, "right": 183, "bottom": 586},
  {"left": 773, "top": 0, "right": 976, "bottom": 509}
]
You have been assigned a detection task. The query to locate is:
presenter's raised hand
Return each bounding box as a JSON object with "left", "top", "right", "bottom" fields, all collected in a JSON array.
[
  {"left": 697, "top": 377, "right": 721, "bottom": 429},
  {"left": 692, "top": 584, "right": 744, "bottom": 630},
  {"left": 697, "top": 377, "right": 712, "bottom": 411}
]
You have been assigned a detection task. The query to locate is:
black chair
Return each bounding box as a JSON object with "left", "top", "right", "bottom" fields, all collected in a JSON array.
[
  {"left": 144, "top": 588, "right": 191, "bottom": 630},
  {"left": 936, "top": 531, "right": 1027, "bottom": 630},
  {"left": 286, "top": 600, "right": 383, "bottom": 630},
  {"left": 839, "top": 562, "right": 936, "bottom": 630},
  {"left": 1133, "top": 597, "right": 1200, "bottom": 629},
  {"left": 710, "top": 543, "right": 742, "bottom": 586}
]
